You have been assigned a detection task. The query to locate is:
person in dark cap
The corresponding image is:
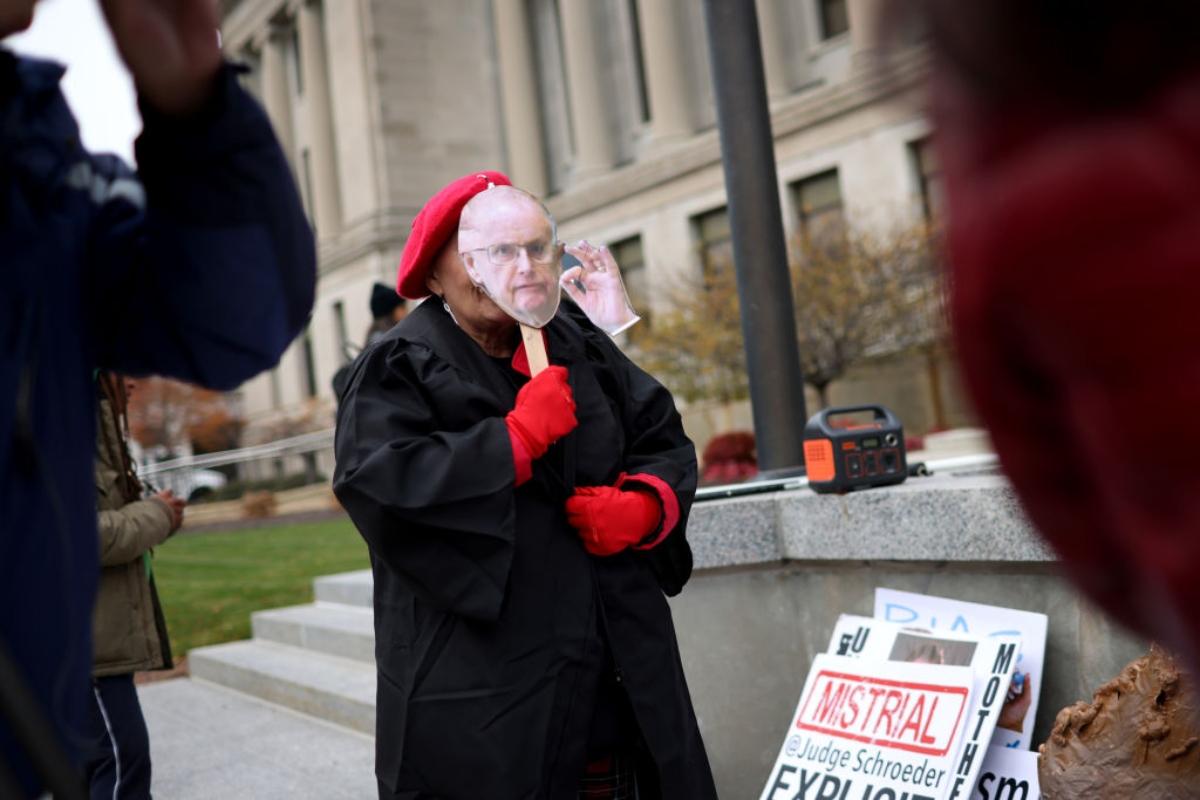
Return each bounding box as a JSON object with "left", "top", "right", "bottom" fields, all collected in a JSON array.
[
  {"left": 333, "top": 171, "right": 717, "bottom": 799},
  {"left": 332, "top": 284, "right": 409, "bottom": 401},
  {"left": 366, "top": 282, "right": 408, "bottom": 346}
]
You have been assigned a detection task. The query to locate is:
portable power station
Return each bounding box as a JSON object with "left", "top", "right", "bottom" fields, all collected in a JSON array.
[{"left": 803, "top": 405, "right": 907, "bottom": 494}]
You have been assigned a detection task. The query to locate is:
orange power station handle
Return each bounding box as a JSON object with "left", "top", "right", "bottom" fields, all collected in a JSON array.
[{"left": 804, "top": 439, "right": 836, "bottom": 482}]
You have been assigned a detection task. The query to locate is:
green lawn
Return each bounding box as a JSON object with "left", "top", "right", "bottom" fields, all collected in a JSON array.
[{"left": 153, "top": 518, "right": 369, "bottom": 656}]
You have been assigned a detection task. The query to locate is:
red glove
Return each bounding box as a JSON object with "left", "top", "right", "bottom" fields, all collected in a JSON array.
[
  {"left": 566, "top": 485, "right": 662, "bottom": 557},
  {"left": 506, "top": 366, "right": 577, "bottom": 483}
]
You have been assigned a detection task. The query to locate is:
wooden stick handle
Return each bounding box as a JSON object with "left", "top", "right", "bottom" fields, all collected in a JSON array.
[{"left": 520, "top": 324, "right": 549, "bottom": 376}]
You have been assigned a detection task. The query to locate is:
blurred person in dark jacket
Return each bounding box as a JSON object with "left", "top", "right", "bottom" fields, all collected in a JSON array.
[
  {"left": 332, "top": 284, "right": 408, "bottom": 401},
  {"left": 87, "top": 373, "right": 183, "bottom": 799},
  {"left": 0, "top": 0, "right": 316, "bottom": 795},
  {"left": 366, "top": 282, "right": 408, "bottom": 346},
  {"left": 333, "top": 284, "right": 408, "bottom": 402}
]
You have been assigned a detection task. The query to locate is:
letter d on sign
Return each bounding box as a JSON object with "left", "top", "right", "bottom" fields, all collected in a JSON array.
[{"left": 883, "top": 604, "right": 918, "bottom": 624}]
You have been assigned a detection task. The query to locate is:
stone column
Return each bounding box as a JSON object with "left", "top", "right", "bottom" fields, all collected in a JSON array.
[
  {"left": 298, "top": 0, "right": 342, "bottom": 237},
  {"left": 847, "top": 0, "right": 883, "bottom": 57},
  {"left": 493, "top": 0, "right": 548, "bottom": 196},
  {"left": 634, "top": 0, "right": 694, "bottom": 142},
  {"left": 321, "top": 0, "right": 381, "bottom": 223},
  {"left": 754, "top": 0, "right": 791, "bottom": 98},
  {"left": 558, "top": 0, "right": 616, "bottom": 180},
  {"left": 260, "top": 26, "right": 295, "bottom": 169}
]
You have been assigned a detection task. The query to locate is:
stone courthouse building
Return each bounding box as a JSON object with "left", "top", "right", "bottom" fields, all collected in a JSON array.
[{"left": 219, "top": 0, "right": 969, "bottom": 447}]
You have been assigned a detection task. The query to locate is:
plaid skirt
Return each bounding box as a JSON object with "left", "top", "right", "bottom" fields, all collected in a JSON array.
[{"left": 578, "top": 753, "right": 638, "bottom": 799}]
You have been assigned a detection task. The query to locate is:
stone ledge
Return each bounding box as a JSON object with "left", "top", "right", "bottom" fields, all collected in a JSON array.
[{"left": 688, "top": 473, "right": 1052, "bottom": 570}]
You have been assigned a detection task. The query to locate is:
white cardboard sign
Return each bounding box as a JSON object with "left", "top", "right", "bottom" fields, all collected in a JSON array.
[
  {"left": 827, "top": 615, "right": 1021, "bottom": 800},
  {"left": 874, "top": 589, "right": 1047, "bottom": 751},
  {"left": 972, "top": 746, "right": 1040, "bottom": 800}
]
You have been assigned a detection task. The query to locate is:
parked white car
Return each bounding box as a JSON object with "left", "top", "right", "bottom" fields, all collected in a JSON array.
[
  {"left": 187, "top": 468, "right": 228, "bottom": 500},
  {"left": 148, "top": 467, "right": 228, "bottom": 501}
]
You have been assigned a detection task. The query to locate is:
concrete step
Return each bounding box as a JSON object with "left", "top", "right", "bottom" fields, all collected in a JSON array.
[
  {"left": 188, "top": 639, "right": 376, "bottom": 735},
  {"left": 314, "top": 569, "right": 373, "bottom": 608},
  {"left": 252, "top": 602, "right": 375, "bottom": 664},
  {"left": 139, "top": 677, "right": 375, "bottom": 799}
]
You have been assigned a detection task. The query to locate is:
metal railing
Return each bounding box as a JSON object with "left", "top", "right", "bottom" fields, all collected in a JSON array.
[
  {"left": 139, "top": 428, "right": 335, "bottom": 499},
  {"left": 140, "top": 428, "right": 999, "bottom": 503},
  {"left": 694, "top": 452, "right": 999, "bottom": 502}
]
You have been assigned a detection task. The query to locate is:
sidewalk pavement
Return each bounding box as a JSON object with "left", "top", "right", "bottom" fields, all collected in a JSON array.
[{"left": 139, "top": 678, "right": 376, "bottom": 799}]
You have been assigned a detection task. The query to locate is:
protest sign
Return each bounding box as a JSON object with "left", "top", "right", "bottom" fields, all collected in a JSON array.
[
  {"left": 761, "top": 654, "right": 975, "bottom": 800},
  {"left": 828, "top": 615, "right": 1021, "bottom": 800},
  {"left": 874, "top": 589, "right": 1047, "bottom": 750},
  {"left": 972, "top": 746, "right": 1040, "bottom": 800}
]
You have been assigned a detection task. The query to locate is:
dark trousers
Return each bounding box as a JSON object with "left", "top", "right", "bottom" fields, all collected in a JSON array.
[{"left": 83, "top": 674, "right": 152, "bottom": 800}]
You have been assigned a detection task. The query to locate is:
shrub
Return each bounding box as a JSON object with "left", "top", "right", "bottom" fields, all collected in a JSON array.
[
  {"left": 701, "top": 431, "right": 757, "bottom": 486},
  {"left": 241, "top": 491, "right": 277, "bottom": 519}
]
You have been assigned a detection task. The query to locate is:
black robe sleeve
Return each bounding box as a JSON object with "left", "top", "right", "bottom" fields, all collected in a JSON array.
[
  {"left": 569, "top": 309, "right": 698, "bottom": 596},
  {"left": 618, "top": 354, "right": 698, "bottom": 596},
  {"left": 333, "top": 338, "right": 517, "bottom": 622}
]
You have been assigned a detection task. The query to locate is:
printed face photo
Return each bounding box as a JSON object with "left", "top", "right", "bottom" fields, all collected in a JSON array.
[
  {"left": 889, "top": 632, "right": 977, "bottom": 667},
  {"left": 459, "top": 187, "right": 562, "bottom": 328}
]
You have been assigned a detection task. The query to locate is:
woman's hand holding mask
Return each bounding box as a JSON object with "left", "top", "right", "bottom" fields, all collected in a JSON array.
[{"left": 506, "top": 366, "right": 577, "bottom": 484}]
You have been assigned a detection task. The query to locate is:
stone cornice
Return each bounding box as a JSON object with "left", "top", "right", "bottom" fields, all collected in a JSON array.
[
  {"left": 546, "top": 50, "right": 931, "bottom": 224},
  {"left": 316, "top": 208, "right": 413, "bottom": 275},
  {"left": 222, "top": 0, "right": 299, "bottom": 52}
]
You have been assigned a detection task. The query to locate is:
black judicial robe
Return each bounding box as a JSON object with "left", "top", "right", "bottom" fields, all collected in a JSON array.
[{"left": 332, "top": 299, "right": 718, "bottom": 799}]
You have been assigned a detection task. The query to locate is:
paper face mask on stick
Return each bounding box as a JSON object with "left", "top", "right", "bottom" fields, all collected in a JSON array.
[{"left": 458, "top": 186, "right": 563, "bottom": 329}]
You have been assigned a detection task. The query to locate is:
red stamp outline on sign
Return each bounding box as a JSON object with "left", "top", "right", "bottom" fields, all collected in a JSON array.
[{"left": 795, "top": 670, "right": 969, "bottom": 756}]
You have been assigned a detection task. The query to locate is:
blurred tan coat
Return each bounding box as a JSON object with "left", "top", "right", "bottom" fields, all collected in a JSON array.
[{"left": 93, "top": 400, "right": 174, "bottom": 677}]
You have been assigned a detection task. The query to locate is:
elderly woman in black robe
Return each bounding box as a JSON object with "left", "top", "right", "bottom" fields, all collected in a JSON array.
[{"left": 333, "top": 171, "right": 718, "bottom": 800}]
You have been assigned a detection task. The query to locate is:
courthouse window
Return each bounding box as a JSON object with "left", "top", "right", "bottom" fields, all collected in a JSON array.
[
  {"left": 332, "top": 300, "right": 349, "bottom": 360},
  {"left": 625, "top": 0, "right": 651, "bottom": 124},
  {"left": 300, "top": 148, "right": 317, "bottom": 235},
  {"left": 817, "top": 0, "right": 849, "bottom": 40},
  {"left": 301, "top": 331, "right": 318, "bottom": 398},
  {"left": 609, "top": 235, "right": 649, "bottom": 330},
  {"left": 288, "top": 23, "right": 304, "bottom": 96},
  {"left": 239, "top": 47, "right": 263, "bottom": 100},
  {"left": 791, "top": 169, "right": 845, "bottom": 243},
  {"left": 911, "top": 138, "right": 943, "bottom": 225},
  {"left": 693, "top": 206, "right": 733, "bottom": 286}
]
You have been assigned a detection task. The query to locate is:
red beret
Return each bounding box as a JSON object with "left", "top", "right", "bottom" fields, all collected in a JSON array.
[{"left": 396, "top": 170, "right": 512, "bottom": 299}]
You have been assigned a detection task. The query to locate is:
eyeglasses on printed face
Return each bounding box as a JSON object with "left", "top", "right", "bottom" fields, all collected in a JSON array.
[{"left": 462, "top": 240, "right": 561, "bottom": 266}]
